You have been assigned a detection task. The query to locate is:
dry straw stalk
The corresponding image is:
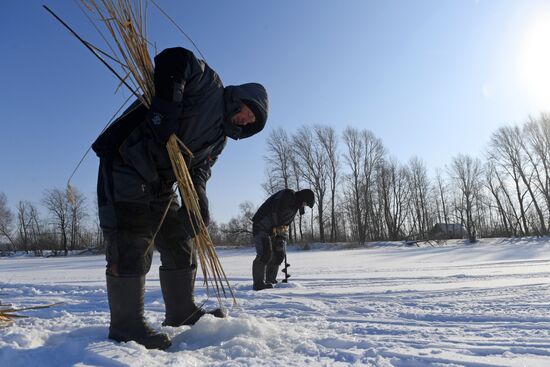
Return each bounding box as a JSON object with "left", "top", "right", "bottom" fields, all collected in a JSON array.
[{"left": 1, "top": 302, "right": 64, "bottom": 328}]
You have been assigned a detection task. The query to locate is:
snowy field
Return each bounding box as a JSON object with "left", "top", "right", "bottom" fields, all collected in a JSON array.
[{"left": 2, "top": 238, "right": 550, "bottom": 366}]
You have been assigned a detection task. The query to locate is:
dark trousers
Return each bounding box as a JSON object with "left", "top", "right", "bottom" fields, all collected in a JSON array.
[
  {"left": 253, "top": 231, "right": 285, "bottom": 266},
  {"left": 98, "top": 157, "right": 194, "bottom": 276}
]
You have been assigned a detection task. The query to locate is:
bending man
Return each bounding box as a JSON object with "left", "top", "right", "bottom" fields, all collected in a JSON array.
[
  {"left": 251, "top": 189, "right": 314, "bottom": 290},
  {"left": 93, "top": 47, "right": 269, "bottom": 349}
]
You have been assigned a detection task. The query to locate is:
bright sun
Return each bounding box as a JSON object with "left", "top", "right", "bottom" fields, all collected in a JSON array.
[{"left": 519, "top": 15, "right": 550, "bottom": 109}]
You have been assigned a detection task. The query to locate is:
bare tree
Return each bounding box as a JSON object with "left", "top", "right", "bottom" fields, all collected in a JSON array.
[
  {"left": 495, "top": 163, "right": 523, "bottom": 235},
  {"left": 16, "top": 201, "right": 34, "bottom": 253},
  {"left": 488, "top": 126, "right": 543, "bottom": 235},
  {"left": 484, "top": 162, "right": 512, "bottom": 236},
  {"left": 334, "top": 197, "right": 348, "bottom": 242},
  {"left": 0, "top": 193, "right": 16, "bottom": 251},
  {"left": 434, "top": 169, "right": 450, "bottom": 226},
  {"left": 378, "top": 158, "right": 410, "bottom": 240},
  {"left": 509, "top": 126, "right": 546, "bottom": 234},
  {"left": 67, "top": 187, "right": 88, "bottom": 250},
  {"left": 448, "top": 154, "right": 483, "bottom": 241},
  {"left": 265, "top": 128, "right": 293, "bottom": 190},
  {"left": 360, "top": 130, "right": 386, "bottom": 241},
  {"left": 523, "top": 115, "right": 550, "bottom": 232},
  {"left": 28, "top": 203, "right": 44, "bottom": 255},
  {"left": 289, "top": 154, "right": 304, "bottom": 242},
  {"left": 264, "top": 128, "right": 298, "bottom": 241},
  {"left": 262, "top": 168, "right": 280, "bottom": 196},
  {"left": 408, "top": 157, "right": 431, "bottom": 237},
  {"left": 42, "top": 188, "right": 70, "bottom": 255},
  {"left": 292, "top": 126, "right": 329, "bottom": 242},
  {"left": 221, "top": 201, "right": 256, "bottom": 246},
  {"left": 208, "top": 220, "right": 223, "bottom": 246},
  {"left": 315, "top": 125, "right": 340, "bottom": 242},
  {"left": 342, "top": 127, "right": 365, "bottom": 242}
]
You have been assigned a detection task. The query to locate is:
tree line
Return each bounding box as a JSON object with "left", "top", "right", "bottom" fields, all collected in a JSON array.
[
  {"left": 254, "top": 113, "right": 550, "bottom": 244},
  {"left": 2, "top": 113, "right": 550, "bottom": 252},
  {"left": 0, "top": 188, "right": 102, "bottom": 255}
]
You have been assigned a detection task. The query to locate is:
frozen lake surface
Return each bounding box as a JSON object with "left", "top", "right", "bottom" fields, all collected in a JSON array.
[{"left": 2, "top": 237, "right": 550, "bottom": 366}]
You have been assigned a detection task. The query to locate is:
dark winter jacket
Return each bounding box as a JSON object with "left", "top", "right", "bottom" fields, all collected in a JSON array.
[
  {"left": 92, "top": 47, "right": 268, "bottom": 225},
  {"left": 252, "top": 189, "right": 300, "bottom": 235}
]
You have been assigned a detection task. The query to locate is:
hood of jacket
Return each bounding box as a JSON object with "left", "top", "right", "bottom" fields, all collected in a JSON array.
[{"left": 223, "top": 83, "right": 268, "bottom": 140}]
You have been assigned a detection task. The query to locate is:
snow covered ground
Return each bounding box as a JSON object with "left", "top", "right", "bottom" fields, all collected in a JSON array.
[{"left": 2, "top": 237, "right": 550, "bottom": 366}]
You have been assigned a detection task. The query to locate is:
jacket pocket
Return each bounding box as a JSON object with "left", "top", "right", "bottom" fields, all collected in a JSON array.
[{"left": 119, "top": 125, "right": 159, "bottom": 185}]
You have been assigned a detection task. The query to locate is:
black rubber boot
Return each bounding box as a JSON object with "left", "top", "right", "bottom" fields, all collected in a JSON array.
[
  {"left": 252, "top": 259, "right": 273, "bottom": 291},
  {"left": 265, "top": 263, "right": 279, "bottom": 284},
  {"left": 160, "top": 267, "right": 225, "bottom": 326},
  {"left": 106, "top": 274, "right": 171, "bottom": 350}
]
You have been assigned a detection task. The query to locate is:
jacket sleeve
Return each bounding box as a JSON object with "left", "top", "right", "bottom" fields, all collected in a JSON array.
[
  {"left": 273, "top": 190, "right": 295, "bottom": 226},
  {"left": 190, "top": 159, "right": 214, "bottom": 227},
  {"left": 153, "top": 47, "right": 204, "bottom": 100}
]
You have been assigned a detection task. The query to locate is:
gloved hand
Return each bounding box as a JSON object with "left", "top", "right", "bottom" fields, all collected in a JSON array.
[
  {"left": 153, "top": 50, "right": 186, "bottom": 102},
  {"left": 149, "top": 49, "right": 187, "bottom": 144},
  {"left": 178, "top": 207, "right": 201, "bottom": 239},
  {"left": 273, "top": 235, "right": 286, "bottom": 251},
  {"left": 147, "top": 96, "right": 181, "bottom": 144}
]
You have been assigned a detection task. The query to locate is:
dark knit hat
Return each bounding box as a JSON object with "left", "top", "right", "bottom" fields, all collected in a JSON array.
[
  {"left": 295, "top": 189, "right": 315, "bottom": 208},
  {"left": 223, "top": 83, "right": 268, "bottom": 140}
]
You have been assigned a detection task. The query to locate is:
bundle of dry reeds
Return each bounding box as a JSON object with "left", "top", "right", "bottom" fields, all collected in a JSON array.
[
  {"left": 79, "top": 0, "right": 235, "bottom": 305},
  {"left": 79, "top": 0, "right": 155, "bottom": 107},
  {"left": 167, "top": 137, "right": 235, "bottom": 303}
]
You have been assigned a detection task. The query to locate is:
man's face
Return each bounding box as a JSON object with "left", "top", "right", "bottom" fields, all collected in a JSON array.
[{"left": 231, "top": 103, "right": 256, "bottom": 126}]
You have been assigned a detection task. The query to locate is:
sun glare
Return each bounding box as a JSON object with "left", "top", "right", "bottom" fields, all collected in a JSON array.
[{"left": 519, "top": 14, "right": 550, "bottom": 109}]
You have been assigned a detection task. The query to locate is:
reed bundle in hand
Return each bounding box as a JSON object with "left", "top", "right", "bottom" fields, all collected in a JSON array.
[
  {"left": 167, "top": 137, "right": 235, "bottom": 303},
  {"left": 80, "top": 0, "right": 235, "bottom": 305}
]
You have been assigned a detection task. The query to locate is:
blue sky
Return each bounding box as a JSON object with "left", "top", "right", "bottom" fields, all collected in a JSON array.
[{"left": 2, "top": 0, "right": 550, "bottom": 223}]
